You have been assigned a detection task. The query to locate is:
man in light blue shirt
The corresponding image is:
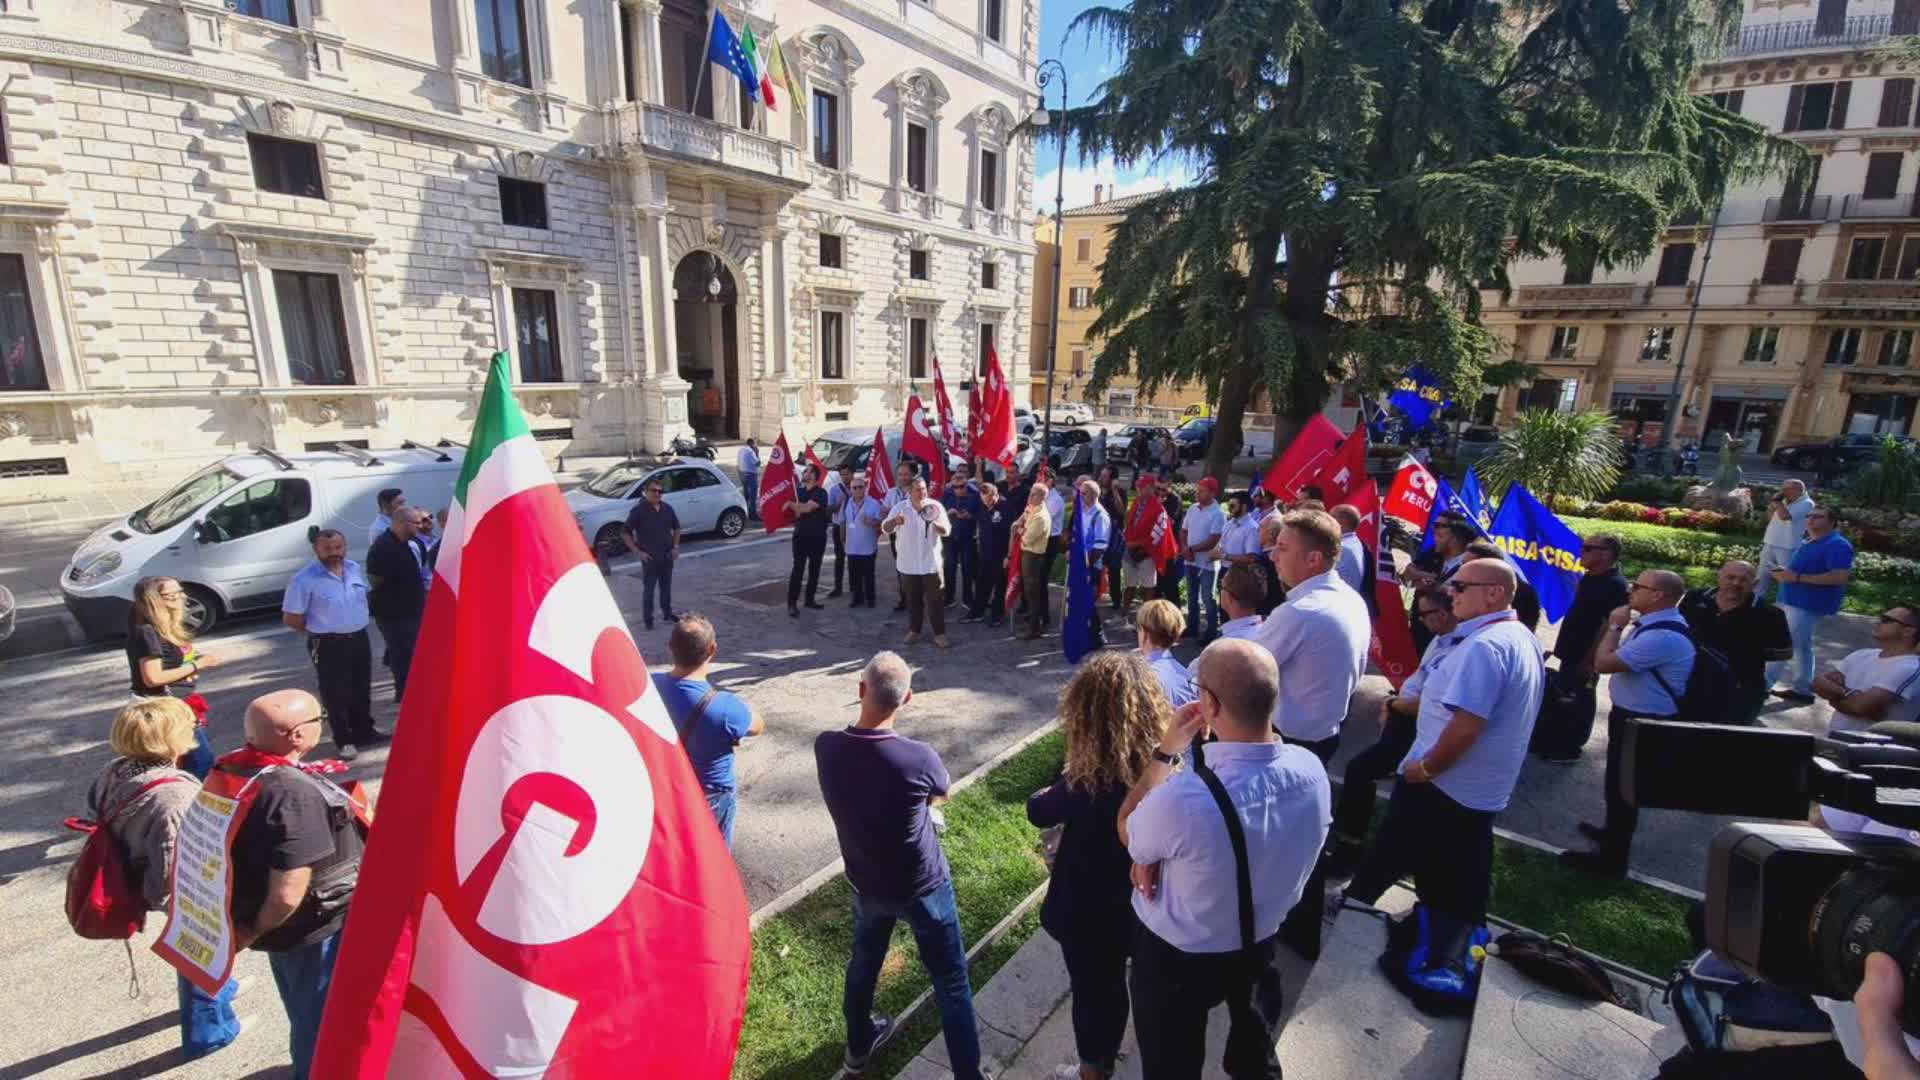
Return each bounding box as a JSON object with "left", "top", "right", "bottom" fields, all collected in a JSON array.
[
  {"left": 1343, "top": 560, "right": 1543, "bottom": 968},
  {"left": 367, "top": 488, "right": 404, "bottom": 550},
  {"left": 1332, "top": 504, "right": 1368, "bottom": 595},
  {"left": 1181, "top": 477, "right": 1227, "bottom": 641},
  {"left": 839, "top": 471, "right": 884, "bottom": 608},
  {"left": 1119, "top": 639, "right": 1329, "bottom": 1078},
  {"left": 1252, "top": 509, "right": 1371, "bottom": 763},
  {"left": 281, "top": 529, "right": 382, "bottom": 758},
  {"left": 1561, "top": 569, "right": 1693, "bottom": 878}
]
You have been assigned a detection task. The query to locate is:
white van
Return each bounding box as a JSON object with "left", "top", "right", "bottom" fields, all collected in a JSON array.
[{"left": 61, "top": 444, "right": 466, "bottom": 640}]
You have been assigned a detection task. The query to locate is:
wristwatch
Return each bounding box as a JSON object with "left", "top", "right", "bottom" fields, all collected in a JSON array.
[{"left": 1151, "top": 747, "right": 1181, "bottom": 766}]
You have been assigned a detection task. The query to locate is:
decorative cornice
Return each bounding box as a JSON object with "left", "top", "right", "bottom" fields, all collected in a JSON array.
[{"left": 213, "top": 221, "right": 378, "bottom": 251}]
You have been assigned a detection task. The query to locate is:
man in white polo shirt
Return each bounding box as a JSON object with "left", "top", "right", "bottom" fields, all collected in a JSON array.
[
  {"left": 1342, "top": 560, "right": 1544, "bottom": 974},
  {"left": 1252, "top": 509, "right": 1371, "bottom": 764},
  {"left": 1181, "top": 477, "right": 1227, "bottom": 641},
  {"left": 1119, "top": 639, "right": 1329, "bottom": 1079},
  {"left": 881, "top": 476, "right": 952, "bottom": 649},
  {"left": 1815, "top": 606, "right": 1920, "bottom": 730},
  {"left": 1758, "top": 478, "right": 1813, "bottom": 599}
]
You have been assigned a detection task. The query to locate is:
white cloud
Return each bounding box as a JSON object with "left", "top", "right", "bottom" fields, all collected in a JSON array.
[{"left": 1032, "top": 159, "right": 1192, "bottom": 214}]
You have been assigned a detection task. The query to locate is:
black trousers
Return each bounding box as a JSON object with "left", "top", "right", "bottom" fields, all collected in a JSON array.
[
  {"left": 903, "top": 572, "right": 946, "bottom": 635},
  {"left": 1131, "top": 926, "right": 1285, "bottom": 1080},
  {"left": 1021, "top": 551, "right": 1049, "bottom": 632},
  {"left": 830, "top": 524, "right": 846, "bottom": 593},
  {"left": 308, "top": 629, "right": 374, "bottom": 746},
  {"left": 1058, "top": 930, "right": 1130, "bottom": 1074},
  {"left": 1278, "top": 731, "right": 1340, "bottom": 958},
  {"left": 1599, "top": 706, "right": 1667, "bottom": 860},
  {"left": 943, "top": 536, "right": 976, "bottom": 605},
  {"left": 373, "top": 616, "right": 420, "bottom": 702},
  {"left": 848, "top": 553, "right": 878, "bottom": 607},
  {"left": 789, "top": 533, "right": 826, "bottom": 609},
  {"left": 1346, "top": 779, "right": 1496, "bottom": 927},
  {"left": 1040, "top": 536, "right": 1062, "bottom": 620},
  {"left": 1104, "top": 540, "right": 1127, "bottom": 611},
  {"left": 1334, "top": 714, "right": 1416, "bottom": 843},
  {"left": 972, "top": 548, "right": 1007, "bottom": 620},
  {"left": 640, "top": 555, "right": 674, "bottom": 620}
]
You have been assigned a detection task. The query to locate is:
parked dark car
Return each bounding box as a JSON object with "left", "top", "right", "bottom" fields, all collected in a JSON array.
[
  {"left": 1111, "top": 424, "right": 1171, "bottom": 461},
  {"left": 1174, "top": 418, "right": 1214, "bottom": 461},
  {"left": 1770, "top": 433, "right": 1915, "bottom": 474},
  {"left": 1044, "top": 428, "right": 1096, "bottom": 473}
]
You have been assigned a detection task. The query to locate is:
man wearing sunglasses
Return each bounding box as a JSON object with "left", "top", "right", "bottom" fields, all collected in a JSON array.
[
  {"left": 1560, "top": 569, "right": 1693, "bottom": 878},
  {"left": 623, "top": 477, "right": 681, "bottom": 631},
  {"left": 1340, "top": 560, "right": 1543, "bottom": 975},
  {"left": 1812, "top": 607, "right": 1920, "bottom": 729},
  {"left": 1770, "top": 506, "right": 1854, "bottom": 705},
  {"left": 1535, "top": 533, "right": 1629, "bottom": 764}
]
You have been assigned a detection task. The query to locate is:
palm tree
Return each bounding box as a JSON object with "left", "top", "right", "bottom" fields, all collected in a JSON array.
[{"left": 1478, "top": 409, "right": 1622, "bottom": 504}]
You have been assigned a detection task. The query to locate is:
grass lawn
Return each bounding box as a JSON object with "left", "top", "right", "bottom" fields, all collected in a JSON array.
[
  {"left": 1489, "top": 838, "right": 1694, "bottom": 977},
  {"left": 734, "top": 731, "right": 1062, "bottom": 1079}
]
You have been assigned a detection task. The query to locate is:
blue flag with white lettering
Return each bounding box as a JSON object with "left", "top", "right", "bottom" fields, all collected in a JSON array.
[
  {"left": 1487, "top": 484, "right": 1583, "bottom": 624},
  {"left": 1459, "top": 468, "right": 1494, "bottom": 534},
  {"left": 1063, "top": 494, "right": 1095, "bottom": 663},
  {"left": 1389, "top": 365, "right": 1451, "bottom": 431},
  {"left": 1418, "top": 474, "right": 1488, "bottom": 551}
]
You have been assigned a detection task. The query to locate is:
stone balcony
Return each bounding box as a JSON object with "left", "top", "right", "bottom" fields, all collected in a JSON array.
[
  {"left": 1508, "top": 283, "right": 1637, "bottom": 307},
  {"left": 1700, "top": 13, "right": 1899, "bottom": 60},
  {"left": 1816, "top": 279, "right": 1920, "bottom": 305},
  {"left": 605, "top": 103, "right": 806, "bottom": 187}
]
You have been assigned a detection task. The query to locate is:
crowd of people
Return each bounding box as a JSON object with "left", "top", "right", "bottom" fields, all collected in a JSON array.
[{"left": 72, "top": 448, "right": 1920, "bottom": 1080}]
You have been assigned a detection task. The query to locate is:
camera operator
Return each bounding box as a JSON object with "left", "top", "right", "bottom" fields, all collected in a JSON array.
[{"left": 1814, "top": 607, "right": 1920, "bottom": 732}]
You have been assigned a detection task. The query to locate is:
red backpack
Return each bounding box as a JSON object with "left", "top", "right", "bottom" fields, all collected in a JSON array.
[{"left": 64, "top": 776, "right": 186, "bottom": 940}]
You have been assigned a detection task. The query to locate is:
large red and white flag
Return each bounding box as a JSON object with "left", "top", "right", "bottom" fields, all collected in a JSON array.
[
  {"left": 310, "top": 354, "right": 750, "bottom": 1078},
  {"left": 758, "top": 431, "right": 799, "bottom": 533},
  {"left": 1311, "top": 426, "right": 1372, "bottom": 507},
  {"left": 866, "top": 426, "right": 895, "bottom": 503},
  {"left": 966, "top": 383, "right": 984, "bottom": 463},
  {"left": 1261, "top": 414, "right": 1344, "bottom": 502},
  {"left": 1383, "top": 456, "right": 1440, "bottom": 531},
  {"left": 931, "top": 354, "right": 963, "bottom": 461},
  {"left": 974, "top": 346, "right": 1017, "bottom": 466},
  {"left": 903, "top": 395, "right": 947, "bottom": 489},
  {"left": 1321, "top": 478, "right": 1421, "bottom": 688}
]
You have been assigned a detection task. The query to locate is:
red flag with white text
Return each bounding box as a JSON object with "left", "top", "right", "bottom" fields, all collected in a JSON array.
[
  {"left": 932, "top": 354, "right": 963, "bottom": 461},
  {"left": 866, "top": 427, "right": 895, "bottom": 503},
  {"left": 1261, "top": 414, "right": 1345, "bottom": 501},
  {"left": 757, "top": 432, "right": 799, "bottom": 533},
  {"left": 902, "top": 395, "right": 947, "bottom": 489},
  {"left": 309, "top": 354, "right": 749, "bottom": 1078},
  {"left": 1383, "top": 456, "right": 1440, "bottom": 531},
  {"left": 1324, "top": 476, "right": 1421, "bottom": 689},
  {"left": 1307, "top": 426, "right": 1371, "bottom": 507},
  {"left": 975, "top": 346, "right": 1017, "bottom": 466},
  {"left": 967, "top": 383, "right": 984, "bottom": 461}
]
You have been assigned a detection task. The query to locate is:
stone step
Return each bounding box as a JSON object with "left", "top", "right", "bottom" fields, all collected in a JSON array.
[
  {"left": 1276, "top": 885, "right": 1472, "bottom": 1079},
  {"left": 1461, "top": 935, "right": 1684, "bottom": 1080}
]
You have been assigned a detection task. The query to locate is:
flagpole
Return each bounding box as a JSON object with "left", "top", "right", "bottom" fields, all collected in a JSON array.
[{"left": 693, "top": 9, "right": 717, "bottom": 120}]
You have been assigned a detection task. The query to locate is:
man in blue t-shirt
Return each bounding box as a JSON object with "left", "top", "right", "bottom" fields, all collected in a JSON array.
[
  {"left": 1770, "top": 506, "right": 1855, "bottom": 703},
  {"left": 814, "top": 652, "right": 984, "bottom": 1079},
  {"left": 651, "top": 614, "right": 762, "bottom": 848}
]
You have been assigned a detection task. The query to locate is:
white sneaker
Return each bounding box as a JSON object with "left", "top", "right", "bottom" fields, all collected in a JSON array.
[{"left": 338, "top": 743, "right": 358, "bottom": 761}]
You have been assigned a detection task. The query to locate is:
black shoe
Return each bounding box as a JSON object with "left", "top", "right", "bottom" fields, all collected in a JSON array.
[
  {"left": 893, "top": 603, "right": 907, "bottom": 612},
  {"left": 1558, "top": 849, "right": 1627, "bottom": 878},
  {"left": 359, "top": 729, "right": 392, "bottom": 747},
  {"left": 805, "top": 600, "right": 825, "bottom": 610},
  {"left": 844, "top": 1013, "right": 896, "bottom": 1073},
  {"left": 987, "top": 617, "right": 1004, "bottom": 628},
  {"left": 1576, "top": 822, "right": 1608, "bottom": 843},
  {"left": 1772, "top": 688, "right": 1816, "bottom": 705},
  {"left": 1538, "top": 751, "right": 1581, "bottom": 766},
  {"left": 788, "top": 607, "right": 800, "bottom": 618},
  {"left": 959, "top": 611, "right": 983, "bottom": 623},
  {"left": 1323, "top": 842, "right": 1364, "bottom": 881},
  {"left": 828, "top": 589, "right": 844, "bottom": 598},
  {"left": 663, "top": 611, "right": 681, "bottom": 622},
  {"left": 644, "top": 619, "right": 654, "bottom": 631}
]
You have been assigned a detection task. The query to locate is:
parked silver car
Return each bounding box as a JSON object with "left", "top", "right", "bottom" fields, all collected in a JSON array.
[{"left": 565, "top": 458, "right": 749, "bottom": 558}]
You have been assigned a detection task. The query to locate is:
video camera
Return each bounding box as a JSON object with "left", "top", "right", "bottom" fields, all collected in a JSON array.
[{"left": 1620, "top": 719, "right": 1920, "bottom": 1034}]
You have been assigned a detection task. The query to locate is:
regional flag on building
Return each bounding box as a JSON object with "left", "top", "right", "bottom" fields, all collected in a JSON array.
[{"left": 309, "top": 353, "right": 750, "bottom": 1079}]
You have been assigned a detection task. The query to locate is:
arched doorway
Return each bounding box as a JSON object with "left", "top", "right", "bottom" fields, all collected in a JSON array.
[{"left": 672, "top": 251, "right": 741, "bottom": 440}]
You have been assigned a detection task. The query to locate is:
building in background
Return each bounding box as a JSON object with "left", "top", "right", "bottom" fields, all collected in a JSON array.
[
  {"left": 1479, "top": 0, "right": 1920, "bottom": 452},
  {"left": 0, "top": 0, "right": 1037, "bottom": 492}
]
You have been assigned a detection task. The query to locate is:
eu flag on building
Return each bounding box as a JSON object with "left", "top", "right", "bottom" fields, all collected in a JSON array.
[
  {"left": 705, "top": 12, "right": 761, "bottom": 98},
  {"left": 1487, "top": 484, "right": 1584, "bottom": 624},
  {"left": 1389, "top": 365, "right": 1450, "bottom": 431}
]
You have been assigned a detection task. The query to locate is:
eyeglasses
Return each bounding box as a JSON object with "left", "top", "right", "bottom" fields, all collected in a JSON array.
[
  {"left": 645, "top": 488, "right": 663, "bottom": 496},
  {"left": 1628, "top": 582, "right": 1659, "bottom": 592},
  {"left": 1417, "top": 607, "right": 1451, "bottom": 620},
  {"left": 1445, "top": 580, "right": 1500, "bottom": 593},
  {"left": 1580, "top": 544, "right": 1611, "bottom": 552},
  {"left": 276, "top": 714, "right": 324, "bottom": 738},
  {"left": 1880, "top": 614, "right": 1919, "bottom": 630}
]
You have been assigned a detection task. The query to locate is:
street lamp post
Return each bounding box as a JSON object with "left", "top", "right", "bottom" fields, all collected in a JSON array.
[
  {"left": 1032, "top": 59, "right": 1068, "bottom": 472},
  {"left": 1656, "top": 206, "right": 1721, "bottom": 475}
]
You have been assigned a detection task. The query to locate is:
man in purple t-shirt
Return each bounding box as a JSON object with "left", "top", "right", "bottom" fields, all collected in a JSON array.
[{"left": 815, "top": 652, "right": 986, "bottom": 1079}]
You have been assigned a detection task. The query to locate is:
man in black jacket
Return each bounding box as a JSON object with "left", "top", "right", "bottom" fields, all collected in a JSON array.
[
  {"left": 365, "top": 509, "right": 427, "bottom": 700},
  {"left": 1679, "top": 560, "right": 1793, "bottom": 725},
  {"left": 1536, "top": 532, "right": 1629, "bottom": 763}
]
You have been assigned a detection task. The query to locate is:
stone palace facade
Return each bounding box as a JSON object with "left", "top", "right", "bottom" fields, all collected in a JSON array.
[{"left": 0, "top": 0, "right": 1038, "bottom": 491}]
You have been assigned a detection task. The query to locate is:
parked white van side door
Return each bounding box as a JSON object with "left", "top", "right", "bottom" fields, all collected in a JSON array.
[{"left": 171, "top": 476, "right": 319, "bottom": 613}]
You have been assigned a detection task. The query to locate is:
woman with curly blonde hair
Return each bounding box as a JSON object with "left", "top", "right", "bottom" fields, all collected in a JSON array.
[{"left": 1026, "top": 651, "right": 1169, "bottom": 1080}]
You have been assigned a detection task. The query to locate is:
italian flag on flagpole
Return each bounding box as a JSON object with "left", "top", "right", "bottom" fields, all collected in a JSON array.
[
  {"left": 741, "top": 26, "right": 777, "bottom": 108},
  {"left": 309, "top": 353, "right": 750, "bottom": 1078}
]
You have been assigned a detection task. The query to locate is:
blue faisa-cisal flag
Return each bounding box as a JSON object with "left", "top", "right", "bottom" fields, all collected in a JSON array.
[
  {"left": 1487, "top": 484, "right": 1583, "bottom": 624},
  {"left": 1388, "top": 365, "right": 1450, "bottom": 431},
  {"left": 1418, "top": 473, "right": 1488, "bottom": 551},
  {"left": 1458, "top": 467, "right": 1494, "bottom": 534},
  {"left": 1063, "top": 491, "right": 1096, "bottom": 663}
]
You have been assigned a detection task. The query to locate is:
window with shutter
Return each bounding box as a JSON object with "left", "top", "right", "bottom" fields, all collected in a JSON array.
[
  {"left": 1761, "top": 238, "right": 1803, "bottom": 285},
  {"left": 1785, "top": 85, "right": 1806, "bottom": 132},
  {"left": 1076, "top": 238, "right": 1091, "bottom": 261},
  {"left": 1899, "top": 238, "right": 1920, "bottom": 280},
  {"left": 1896, "top": 0, "right": 1920, "bottom": 35},
  {"left": 1655, "top": 244, "right": 1695, "bottom": 287},
  {"left": 1881, "top": 80, "right": 1915, "bottom": 128},
  {"left": 1816, "top": 0, "right": 1848, "bottom": 36},
  {"left": 1865, "top": 154, "right": 1904, "bottom": 200},
  {"left": 1847, "top": 237, "right": 1888, "bottom": 279},
  {"left": 1830, "top": 82, "right": 1853, "bottom": 129}
]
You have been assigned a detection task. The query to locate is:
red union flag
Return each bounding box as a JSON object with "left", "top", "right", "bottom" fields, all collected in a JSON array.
[
  {"left": 1383, "top": 456, "right": 1440, "bottom": 531},
  {"left": 931, "top": 353, "right": 963, "bottom": 460},
  {"left": 1306, "top": 426, "right": 1370, "bottom": 507},
  {"left": 758, "top": 432, "right": 799, "bottom": 533},
  {"left": 974, "top": 346, "right": 1016, "bottom": 466},
  {"left": 310, "top": 353, "right": 750, "bottom": 1078},
  {"left": 1332, "top": 480, "right": 1421, "bottom": 689},
  {"left": 903, "top": 394, "right": 947, "bottom": 488},
  {"left": 1261, "top": 414, "right": 1344, "bottom": 502},
  {"left": 866, "top": 426, "right": 895, "bottom": 503}
]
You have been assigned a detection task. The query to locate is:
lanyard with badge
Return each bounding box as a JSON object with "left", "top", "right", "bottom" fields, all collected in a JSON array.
[{"left": 1430, "top": 611, "right": 1518, "bottom": 678}]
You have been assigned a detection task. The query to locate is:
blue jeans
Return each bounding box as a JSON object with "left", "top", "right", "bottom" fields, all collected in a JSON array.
[
  {"left": 706, "top": 788, "right": 737, "bottom": 849},
  {"left": 845, "top": 880, "right": 981, "bottom": 1079},
  {"left": 177, "top": 972, "right": 240, "bottom": 1058},
  {"left": 182, "top": 726, "right": 214, "bottom": 780},
  {"left": 267, "top": 931, "right": 341, "bottom": 1080},
  {"left": 1771, "top": 605, "right": 1827, "bottom": 696},
  {"left": 1185, "top": 562, "right": 1220, "bottom": 638},
  {"left": 742, "top": 473, "right": 759, "bottom": 516}
]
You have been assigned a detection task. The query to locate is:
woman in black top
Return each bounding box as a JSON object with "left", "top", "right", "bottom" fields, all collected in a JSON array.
[
  {"left": 1027, "top": 651, "right": 1169, "bottom": 1080},
  {"left": 125, "top": 576, "right": 222, "bottom": 777}
]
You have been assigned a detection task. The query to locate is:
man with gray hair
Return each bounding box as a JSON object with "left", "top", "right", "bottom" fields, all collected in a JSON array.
[
  {"left": 1679, "top": 560, "right": 1792, "bottom": 725},
  {"left": 1119, "top": 638, "right": 1330, "bottom": 1077},
  {"left": 815, "top": 653, "right": 987, "bottom": 1079},
  {"left": 1759, "top": 479, "right": 1814, "bottom": 599}
]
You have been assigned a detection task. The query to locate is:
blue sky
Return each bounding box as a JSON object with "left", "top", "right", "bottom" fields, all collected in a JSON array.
[{"left": 1032, "top": 0, "right": 1196, "bottom": 212}]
